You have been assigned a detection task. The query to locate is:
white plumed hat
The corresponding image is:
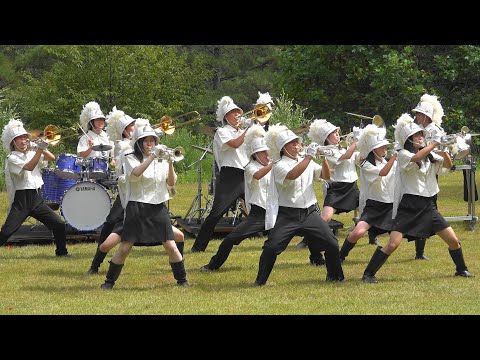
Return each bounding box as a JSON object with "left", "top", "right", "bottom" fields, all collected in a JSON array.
[
  {"left": 308, "top": 119, "right": 339, "bottom": 145},
  {"left": 216, "top": 96, "right": 243, "bottom": 124},
  {"left": 412, "top": 94, "right": 444, "bottom": 126},
  {"left": 106, "top": 106, "right": 135, "bottom": 142},
  {"left": 255, "top": 91, "right": 273, "bottom": 110},
  {"left": 357, "top": 124, "right": 390, "bottom": 159},
  {"left": 2, "top": 119, "right": 30, "bottom": 153},
  {"left": 79, "top": 101, "right": 105, "bottom": 131},
  {"left": 394, "top": 113, "right": 426, "bottom": 149},
  {"left": 244, "top": 124, "right": 268, "bottom": 158},
  {"left": 265, "top": 124, "right": 299, "bottom": 162},
  {"left": 130, "top": 118, "right": 158, "bottom": 147}
]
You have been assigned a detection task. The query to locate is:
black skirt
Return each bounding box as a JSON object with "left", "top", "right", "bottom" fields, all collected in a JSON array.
[
  {"left": 122, "top": 201, "right": 174, "bottom": 246},
  {"left": 323, "top": 181, "right": 359, "bottom": 214},
  {"left": 359, "top": 199, "right": 393, "bottom": 235},
  {"left": 392, "top": 194, "right": 449, "bottom": 239}
]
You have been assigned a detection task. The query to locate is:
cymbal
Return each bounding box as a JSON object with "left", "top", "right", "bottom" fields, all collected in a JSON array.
[
  {"left": 199, "top": 126, "right": 216, "bottom": 138},
  {"left": 191, "top": 145, "right": 213, "bottom": 155},
  {"left": 292, "top": 124, "right": 309, "bottom": 135},
  {"left": 92, "top": 144, "right": 112, "bottom": 152}
]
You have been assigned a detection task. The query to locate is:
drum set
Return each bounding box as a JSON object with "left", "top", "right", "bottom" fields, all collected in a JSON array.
[{"left": 40, "top": 145, "right": 116, "bottom": 232}]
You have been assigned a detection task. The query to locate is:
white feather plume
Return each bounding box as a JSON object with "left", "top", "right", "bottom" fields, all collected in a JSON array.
[
  {"left": 216, "top": 96, "right": 234, "bottom": 123},
  {"left": 256, "top": 92, "right": 273, "bottom": 105},
  {"left": 308, "top": 119, "right": 328, "bottom": 144},
  {"left": 106, "top": 106, "right": 126, "bottom": 142},
  {"left": 244, "top": 124, "right": 266, "bottom": 157},
  {"left": 420, "top": 93, "right": 444, "bottom": 126},
  {"left": 79, "top": 101, "right": 102, "bottom": 131},
  {"left": 265, "top": 123, "right": 288, "bottom": 162},
  {"left": 2, "top": 119, "right": 24, "bottom": 152},
  {"left": 357, "top": 124, "right": 379, "bottom": 158}
]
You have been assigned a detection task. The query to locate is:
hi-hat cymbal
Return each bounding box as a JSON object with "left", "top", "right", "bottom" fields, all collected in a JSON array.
[
  {"left": 199, "top": 126, "right": 216, "bottom": 138},
  {"left": 92, "top": 144, "right": 112, "bottom": 152},
  {"left": 191, "top": 145, "right": 213, "bottom": 155},
  {"left": 292, "top": 124, "right": 309, "bottom": 135}
]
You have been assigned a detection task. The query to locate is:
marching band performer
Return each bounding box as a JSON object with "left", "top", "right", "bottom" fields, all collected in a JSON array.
[
  {"left": 100, "top": 121, "right": 189, "bottom": 289},
  {"left": 77, "top": 101, "right": 113, "bottom": 160},
  {"left": 190, "top": 96, "right": 249, "bottom": 253},
  {"left": 338, "top": 124, "right": 396, "bottom": 262},
  {"left": 254, "top": 124, "right": 344, "bottom": 286},
  {"left": 0, "top": 119, "right": 69, "bottom": 256},
  {"left": 200, "top": 124, "right": 273, "bottom": 271},
  {"left": 361, "top": 114, "right": 474, "bottom": 283},
  {"left": 85, "top": 107, "right": 136, "bottom": 274},
  {"left": 297, "top": 119, "right": 361, "bottom": 250},
  {"left": 408, "top": 93, "right": 446, "bottom": 260}
]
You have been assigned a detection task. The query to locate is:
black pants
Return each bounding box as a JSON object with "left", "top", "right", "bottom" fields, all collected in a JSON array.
[
  {"left": 208, "top": 204, "right": 266, "bottom": 268},
  {"left": 98, "top": 195, "right": 124, "bottom": 244},
  {"left": 262, "top": 205, "right": 343, "bottom": 276},
  {"left": 192, "top": 167, "right": 245, "bottom": 251},
  {"left": 0, "top": 189, "right": 67, "bottom": 253}
]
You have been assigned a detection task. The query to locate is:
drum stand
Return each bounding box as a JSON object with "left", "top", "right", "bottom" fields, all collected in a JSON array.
[
  {"left": 444, "top": 155, "right": 477, "bottom": 230},
  {"left": 183, "top": 145, "right": 213, "bottom": 225}
]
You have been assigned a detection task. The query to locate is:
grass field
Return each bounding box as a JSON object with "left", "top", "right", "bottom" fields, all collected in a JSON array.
[{"left": 0, "top": 170, "right": 479, "bottom": 315}]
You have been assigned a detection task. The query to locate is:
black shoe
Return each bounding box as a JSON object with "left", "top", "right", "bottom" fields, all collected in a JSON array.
[
  {"left": 191, "top": 247, "right": 204, "bottom": 253},
  {"left": 200, "top": 265, "right": 217, "bottom": 272},
  {"left": 362, "top": 274, "right": 378, "bottom": 283},
  {"left": 326, "top": 275, "right": 345, "bottom": 282},
  {"left": 177, "top": 281, "right": 191, "bottom": 287},
  {"left": 253, "top": 281, "right": 265, "bottom": 287},
  {"left": 86, "top": 268, "right": 98, "bottom": 275},
  {"left": 310, "top": 258, "right": 326, "bottom": 266},
  {"left": 296, "top": 239, "right": 308, "bottom": 249},
  {"left": 100, "top": 282, "right": 114, "bottom": 290},
  {"left": 56, "top": 252, "right": 70, "bottom": 257},
  {"left": 455, "top": 270, "right": 475, "bottom": 278},
  {"left": 415, "top": 255, "right": 430, "bottom": 260},
  {"left": 369, "top": 238, "right": 381, "bottom": 246}
]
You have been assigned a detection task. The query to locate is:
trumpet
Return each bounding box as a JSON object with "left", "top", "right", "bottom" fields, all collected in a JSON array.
[
  {"left": 302, "top": 143, "right": 338, "bottom": 158},
  {"left": 156, "top": 146, "right": 186, "bottom": 162},
  {"left": 240, "top": 103, "right": 273, "bottom": 128},
  {"left": 155, "top": 111, "right": 202, "bottom": 135},
  {"left": 29, "top": 124, "right": 79, "bottom": 147}
]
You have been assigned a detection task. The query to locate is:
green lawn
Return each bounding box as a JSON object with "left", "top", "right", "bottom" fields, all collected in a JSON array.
[{"left": 0, "top": 170, "right": 479, "bottom": 315}]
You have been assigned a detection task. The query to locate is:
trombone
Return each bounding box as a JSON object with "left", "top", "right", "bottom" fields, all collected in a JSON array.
[
  {"left": 241, "top": 103, "right": 273, "bottom": 127},
  {"left": 341, "top": 112, "right": 386, "bottom": 148},
  {"left": 155, "top": 111, "right": 202, "bottom": 135},
  {"left": 29, "top": 124, "right": 80, "bottom": 147}
]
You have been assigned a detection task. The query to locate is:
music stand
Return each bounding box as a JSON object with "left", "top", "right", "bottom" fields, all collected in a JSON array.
[{"left": 183, "top": 144, "right": 214, "bottom": 224}]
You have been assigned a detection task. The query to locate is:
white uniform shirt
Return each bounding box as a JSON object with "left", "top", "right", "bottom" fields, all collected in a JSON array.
[
  {"left": 213, "top": 124, "right": 249, "bottom": 169},
  {"left": 77, "top": 130, "right": 113, "bottom": 159},
  {"left": 397, "top": 149, "right": 444, "bottom": 197},
  {"left": 273, "top": 156, "right": 323, "bottom": 209},
  {"left": 325, "top": 148, "right": 360, "bottom": 182},
  {"left": 360, "top": 159, "right": 396, "bottom": 204},
  {"left": 244, "top": 160, "right": 271, "bottom": 210},
  {"left": 7, "top": 150, "right": 45, "bottom": 190},
  {"left": 124, "top": 153, "right": 171, "bottom": 205}
]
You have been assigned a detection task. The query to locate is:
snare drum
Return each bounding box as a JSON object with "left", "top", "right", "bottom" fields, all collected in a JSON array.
[
  {"left": 88, "top": 157, "right": 108, "bottom": 180},
  {"left": 60, "top": 181, "right": 112, "bottom": 231},
  {"left": 41, "top": 168, "right": 77, "bottom": 204},
  {"left": 55, "top": 153, "right": 81, "bottom": 180}
]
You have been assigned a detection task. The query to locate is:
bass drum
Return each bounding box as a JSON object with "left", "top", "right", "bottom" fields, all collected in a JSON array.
[{"left": 60, "top": 181, "right": 112, "bottom": 231}]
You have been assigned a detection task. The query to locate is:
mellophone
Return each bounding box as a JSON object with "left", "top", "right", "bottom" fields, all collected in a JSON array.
[{"left": 41, "top": 152, "right": 116, "bottom": 232}]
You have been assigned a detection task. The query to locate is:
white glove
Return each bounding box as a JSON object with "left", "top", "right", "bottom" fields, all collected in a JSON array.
[
  {"left": 305, "top": 144, "right": 317, "bottom": 158},
  {"left": 153, "top": 144, "right": 168, "bottom": 157},
  {"left": 352, "top": 126, "right": 363, "bottom": 140},
  {"left": 432, "top": 134, "right": 444, "bottom": 144},
  {"left": 167, "top": 151, "right": 176, "bottom": 163},
  {"left": 154, "top": 128, "right": 164, "bottom": 137},
  {"left": 37, "top": 139, "right": 49, "bottom": 150}
]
